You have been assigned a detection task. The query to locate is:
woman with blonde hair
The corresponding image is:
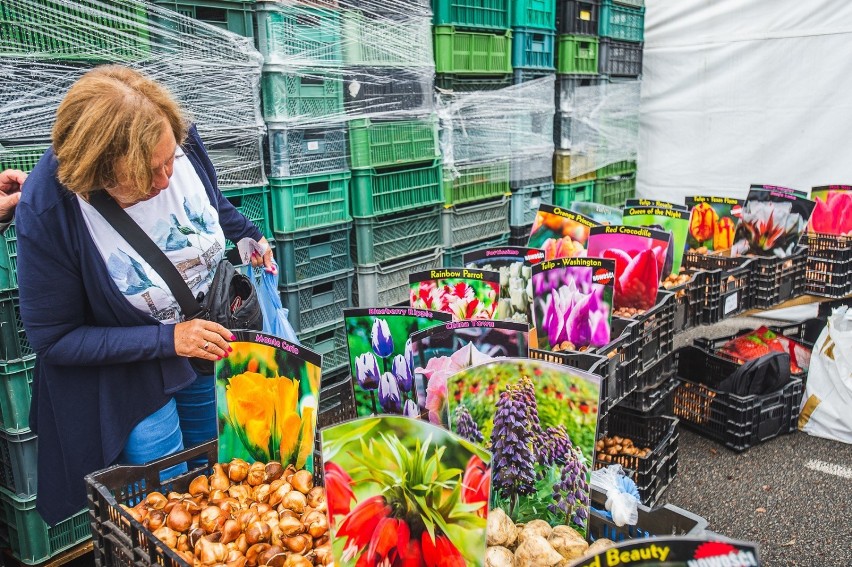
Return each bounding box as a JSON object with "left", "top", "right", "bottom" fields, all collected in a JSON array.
[{"left": 16, "top": 65, "right": 273, "bottom": 524}]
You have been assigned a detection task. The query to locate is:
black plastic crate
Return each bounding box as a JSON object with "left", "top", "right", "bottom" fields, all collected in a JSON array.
[
  {"left": 634, "top": 349, "right": 679, "bottom": 391},
  {"left": 805, "top": 266, "right": 851, "bottom": 298},
  {"left": 599, "top": 38, "right": 643, "bottom": 76},
  {"left": 750, "top": 247, "right": 808, "bottom": 309},
  {"left": 664, "top": 270, "right": 708, "bottom": 332},
  {"left": 617, "top": 376, "right": 680, "bottom": 415},
  {"left": 803, "top": 232, "right": 852, "bottom": 263},
  {"left": 683, "top": 252, "right": 753, "bottom": 324},
  {"left": 512, "top": 68, "right": 554, "bottom": 84},
  {"left": 318, "top": 366, "right": 356, "bottom": 430},
  {"left": 508, "top": 223, "right": 532, "bottom": 246},
  {"left": 557, "top": 0, "right": 600, "bottom": 35},
  {"left": 588, "top": 488, "right": 708, "bottom": 542},
  {"left": 672, "top": 346, "right": 804, "bottom": 452},
  {"left": 435, "top": 73, "right": 513, "bottom": 92},
  {"left": 617, "top": 291, "right": 675, "bottom": 374},
  {"left": 343, "top": 67, "right": 433, "bottom": 115}
]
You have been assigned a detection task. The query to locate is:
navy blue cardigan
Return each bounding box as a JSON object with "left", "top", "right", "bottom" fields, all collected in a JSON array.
[{"left": 16, "top": 126, "right": 262, "bottom": 525}]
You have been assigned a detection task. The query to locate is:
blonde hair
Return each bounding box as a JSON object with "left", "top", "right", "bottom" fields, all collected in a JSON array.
[{"left": 52, "top": 65, "right": 187, "bottom": 199}]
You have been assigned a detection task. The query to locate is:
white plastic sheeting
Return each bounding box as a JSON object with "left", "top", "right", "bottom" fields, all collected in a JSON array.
[{"left": 639, "top": 0, "right": 852, "bottom": 201}]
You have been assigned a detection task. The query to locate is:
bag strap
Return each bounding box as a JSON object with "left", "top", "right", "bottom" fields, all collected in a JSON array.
[{"left": 88, "top": 190, "right": 204, "bottom": 319}]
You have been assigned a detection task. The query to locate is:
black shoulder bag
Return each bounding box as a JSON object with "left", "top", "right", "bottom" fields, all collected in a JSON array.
[{"left": 88, "top": 190, "right": 262, "bottom": 374}]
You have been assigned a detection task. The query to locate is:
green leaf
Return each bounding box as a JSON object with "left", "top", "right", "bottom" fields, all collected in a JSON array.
[{"left": 322, "top": 419, "right": 379, "bottom": 461}]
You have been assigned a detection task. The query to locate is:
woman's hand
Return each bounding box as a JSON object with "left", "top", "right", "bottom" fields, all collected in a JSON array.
[
  {"left": 251, "top": 237, "right": 276, "bottom": 274},
  {"left": 174, "top": 319, "right": 234, "bottom": 360}
]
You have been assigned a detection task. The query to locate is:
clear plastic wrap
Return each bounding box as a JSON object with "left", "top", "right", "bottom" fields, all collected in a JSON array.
[{"left": 0, "top": 0, "right": 265, "bottom": 186}]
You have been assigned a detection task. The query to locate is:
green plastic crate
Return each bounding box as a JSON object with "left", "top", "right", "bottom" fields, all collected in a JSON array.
[
  {"left": 261, "top": 69, "right": 344, "bottom": 123},
  {"left": 444, "top": 160, "right": 511, "bottom": 206},
  {"left": 353, "top": 206, "right": 442, "bottom": 265},
  {"left": 270, "top": 172, "right": 351, "bottom": 233},
  {"left": 557, "top": 34, "right": 599, "bottom": 74},
  {"left": 0, "top": 291, "right": 31, "bottom": 362},
  {"left": 350, "top": 160, "right": 443, "bottom": 218},
  {"left": 512, "top": 0, "right": 556, "bottom": 29},
  {"left": 274, "top": 222, "right": 352, "bottom": 285},
  {"left": 280, "top": 269, "right": 353, "bottom": 335},
  {"left": 152, "top": 0, "right": 253, "bottom": 37},
  {"left": 444, "top": 233, "right": 510, "bottom": 268},
  {"left": 348, "top": 116, "right": 440, "bottom": 170},
  {"left": 510, "top": 182, "right": 553, "bottom": 227},
  {"left": 594, "top": 173, "right": 636, "bottom": 207},
  {"left": 0, "top": 145, "right": 48, "bottom": 174},
  {"left": 0, "top": 487, "right": 89, "bottom": 565},
  {"left": 256, "top": 3, "right": 342, "bottom": 65},
  {"left": 554, "top": 180, "right": 595, "bottom": 206},
  {"left": 0, "top": 0, "right": 150, "bottom": 61},
  {"left": 0, "top": 223, "right": 17, "bottom": 292},
  {"left": 442, "top": 196, "right": 511, "bottom": 248},
  {"left": 599, "top": 0, "right": 645, "bottom": 42},
  {"left": 342, "top": 10, "right": 433, "bottom": 67},
  {"left": 434, "top": 26, "right": 512, "bottom": 74},
  {"left": 432, "top": 0, "right": 510, "bottom": 30},
  {"left": 355, "top": 248, "right": 444, "bottom": 307},
  {"left": 0, "top": 357, "right": 34, "bottom": 434},
  {"left": 298, "top": 320, "right": 347, "bottom": 373},
  {"left": 0, "top": 428, "right": 36, "bottom": 497},
  {"left": 221, "top": 185, "right": 272, "bottom": 242},
  {"left": 597, "top": 159, "right": 637, "bottom": 179}
]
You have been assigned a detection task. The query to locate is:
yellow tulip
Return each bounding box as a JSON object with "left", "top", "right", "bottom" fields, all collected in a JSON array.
[
  {"left": 295, "top": 402, "right": 317, "bottom": 470},
  {"left": 226, "top": 371, "right": 275, "bottom": 459}
]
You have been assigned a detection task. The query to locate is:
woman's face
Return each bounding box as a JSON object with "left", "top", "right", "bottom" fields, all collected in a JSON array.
[{"left": 110, "top": 122, "right": 177, "bottom": 206}]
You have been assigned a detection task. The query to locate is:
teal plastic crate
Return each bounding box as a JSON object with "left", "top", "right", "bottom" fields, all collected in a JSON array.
[
  {"left": 342, "top": 10, "right": 433, "bottom": 67},
  {"left": 594, "top": 172, "right": 636, "bottom": 207},
  {"left": 599, "top": 0, "right": 645, "bottom": 42},
  {"left": 274, "top": 222, "right": 352, "bottom": 285},
  {"left": 0, "top": 144, "right": 48, "bottom": 174},
  {"left": 557, "top": 34, "right": 599, "bottom": 74},
  {"left": 434, "top": 26, "right": 512, "bottom": 74},
  {"left": 256, "top": 3, "right": 342, "bottom": 65},
  {"left": 0, "top": 291, "right": 31, "bottom": 361},
  {"left": 0, "top": 429, "right": 35, "bottom": 498},
  {"left": 221, "top": 185, "right": 272, "bottom": 243},
  {"left": 261, "top": 68, "right": 344, "bottom": 123},
  {"left": 352, "top": 205, "right": 442, "bottom": 265},
  {"left": 0, "top": 0, "right": 150, "bottom": 61},
  {"left": 554, "top": 180, "right": 595, "bottom": 206},
  {"left": 512, "top": 0, "right": 556, "bottom": 29},
  {"left": 432, "top": 0, "right": 510, "bottom": 30},
  {"left": 444, "top": 160, "right": 511, "bottom": 206},
  {"left": 510, "top": 182, "right": 553, "bottom": 227},
  {"left": 0, "top": 357, "right": 34, "bottom": 434},
  {"left": 280, "top": 269, "right": 353, "bottom": 335},
  {"left": 152, "top": 0, "right": 253, "bottom": 37},
  {"left": 442, "top": 195, "right": 511, "bottom": 248},
  {"left": 0, "top": 223, "right": 17, "bottom": 291},
  {"left": 350, "top": 160, "right": 443, "bottom": 218},
  {"left": 0, "top": 487, "right": 89, "bottom": 565},
  {"left": 444, "top": 233, "right": 510, "bottom": 267},
  {"left": 269, "top": 171, "right": 351, "bottom": 233},
  {"left": 511, "top": 28, "right": 555, "bottom": 70},
  {"left": 348, "top": 116, "right": 440, "bottom": 170},
  {"left": 298, "top": 320, "right": 348, "bottom": 373},
  {"left": 355, "top": 248, "right": 444, "bottom": 307}
]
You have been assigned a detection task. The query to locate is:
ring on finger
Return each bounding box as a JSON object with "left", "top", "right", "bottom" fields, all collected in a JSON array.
[{"left": 203, "top": 341, "right": 210, "bottom": 350}]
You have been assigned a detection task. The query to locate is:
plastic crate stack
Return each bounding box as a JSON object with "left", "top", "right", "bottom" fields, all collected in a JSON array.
[
  {"left": 433, "top": 0, "right": 513, "bottom": 93},
  {"left": 511, "top": 0, "right": 557, "bottom": 84}
]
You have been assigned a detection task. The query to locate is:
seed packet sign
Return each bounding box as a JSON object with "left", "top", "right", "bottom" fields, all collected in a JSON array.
[
  {"left": 216, "top": 331, "right": 321, "bottom": 471},
  {"left": 571, "top": 201, "right": 623, "bottom": 226},
  {"left": 622, "top": 202, "right": 690, "bottom": 276},
  {"left": 463, "top": 246, "right": 545, "bottom": 324},
  {"left": 625, "top": 198, "right": 690, "bottom": 212},
  {"left": 409, "top": 320, "right": 529, "bottom": 426},
  {"left": 321, "top": 416, "right": 490, "bottom": 567},
  {"left": 528, "top": 204, "right": 600, "bottom": 260},
  {"left": 587, "top": 225, "right": 672, "bottom": 311},
  {"left": 571, "top": 537, "right": 760, "bottom": 567},
  {"left": 409, "top": 267, "right": 501, "bottom": 320},
  {"left": 344, "top": 307, "right": 452, "bottom": 418},
  {"left": 447, "top": 358, "right": 601, "bottom": 535},
  {"left": 732, "top": 188, "right": 816, "bottom": 258},
  {"left": 809, "top": 185, "right": 852, "bottom": 236},
  {"left": 531, "top": 257, "right": 615, "bottom": 353},
  {"left": 685, "top": 196, "right": 744, "bottom": 252}
]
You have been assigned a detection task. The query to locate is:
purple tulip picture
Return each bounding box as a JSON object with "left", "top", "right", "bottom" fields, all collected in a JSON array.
[
  {"left": 378, "top": 372, "right": 402, "bottom": 413},
  {"left": 371, "top": 319, "right": 394, "bottom": 358}
]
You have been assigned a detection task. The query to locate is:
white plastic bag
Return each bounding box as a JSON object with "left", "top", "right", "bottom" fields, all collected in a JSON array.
[
  {"left": 590, "top": 464, "right": 640, "bottom": 527},
  {"left": 799, "top": 307, "right": 852, "bottom": 444}
]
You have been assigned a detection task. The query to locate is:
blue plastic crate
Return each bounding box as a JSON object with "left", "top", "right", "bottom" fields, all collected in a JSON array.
[
  {"left": 510, "top": 182, "right": 553, "bottom": 227},
  {"left": 511, "top": 27, "right": 555, "bottom": 70}
]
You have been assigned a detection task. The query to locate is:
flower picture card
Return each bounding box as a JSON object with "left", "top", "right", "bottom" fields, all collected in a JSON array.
[
  {"left": 809, "top": 185, "right": 852, "bottom": 236},
  {"left": 216, "top": 331, "right": 321, "bottom": 470},
  {"left": 531, "top": 257, "right": 615, "bottom": 353},
  {"left": 622, "top": 202, "right": 690, "bottom": 276},
  {"left": 527, "top": 204, "right": 600, "bottom": 260},
  {"left": 321, "top": 416, "right": 490, "bottom": 567},
  {"left": 731, "top": 188, "right": 816, "bottom": 258},
  {"left": 570, "top": 201, "right": 623, "bottom": 226},
  {"left": 572, "top": 538, "right": 760, "bottom": 567},
  {"left": 463, "top": 246, "right": 545, "bottom": 325},
  {"left": 409, "top": 267, "right": 501, "bottom": 320},
  {"left": 344, "top": 307, "right": 452, "bottom": 419},
  {"left": 685, "top": 196, "right": 744, "bottom": 253},
  {"left": 586, "top": 225, "right": 673, "bottom": 312},
  {"left": 408, "top": 320, "right": 529, "bottom": 426},
  {"left": 447, "top": 358, "right": 601, "bottom": 536}
]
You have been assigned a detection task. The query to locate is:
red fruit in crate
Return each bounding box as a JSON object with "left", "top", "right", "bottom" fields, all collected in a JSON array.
[{"left": 615, "top": 248, "right": 659, "bottom": 310}]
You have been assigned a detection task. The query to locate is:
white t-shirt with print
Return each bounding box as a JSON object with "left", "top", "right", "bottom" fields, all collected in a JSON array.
[{"left": 78, "top": 150, "right": 227, "bottom": 324}]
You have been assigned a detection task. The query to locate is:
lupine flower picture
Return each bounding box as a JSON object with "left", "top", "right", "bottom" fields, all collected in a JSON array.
[
  {"left": 408, "top": 321, "right": 529, "bottom": 426},
  {"left": 344, "top": 308, "right": 452, "bottom": 418},
  {"left": 731, "top": 188, "right": 816, "bottom": 258},
  {"left": 587, "top": 225, "right": 672, "bottom": 311},
  {"left": 527, "top": 204, "right": 600, "bottom": 260},
  {"left": 446, "top": 359, "right": 600, "bottom": 536},
  {"left": 809, "top": 186, "right": 852, "bottom": 236},
  {"left": 409, "top": 268, "right": 501, "bottom": 320},
  {"left": 215, "top": 331, "right": 321, "bottom": 471},
  {"left": 462, "top": 246, "right": 545, "bottom": 324},
  {"left": 622, "top": 201, "right": 690, "bottom": 275},
  {"left": 685, "top": 196, "right": 744, "bottom": 252},
  {"left": 531, "top": 257, "right": 615, "bottom": 353},
  {"left": 321, "top": 416, "right": 490, "bottom": 567}
]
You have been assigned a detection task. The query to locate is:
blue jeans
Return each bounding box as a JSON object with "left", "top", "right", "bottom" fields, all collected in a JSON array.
[{"left": 119, "top": 372, "right": 216, "bottom": 480}]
